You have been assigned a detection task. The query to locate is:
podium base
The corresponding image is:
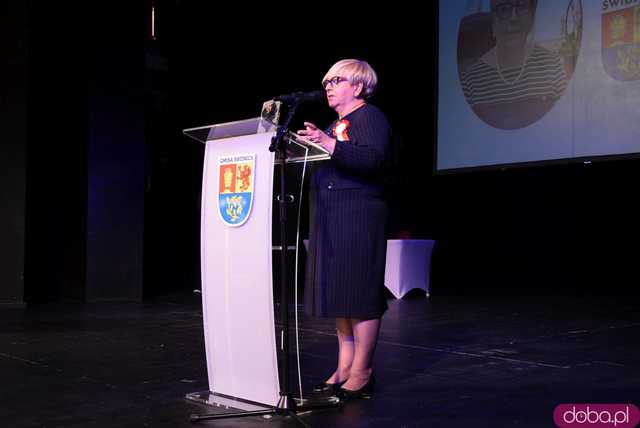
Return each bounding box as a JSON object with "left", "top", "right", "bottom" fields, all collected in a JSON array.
[
  {"left": 185, "top": 390, "right": 272, "bottom": 412},
  {"left": 186, "top": 390, "right": 342, "bottom": 426},
  {"left": 294, "top": 395, "right": 342, "bottom": 412}
]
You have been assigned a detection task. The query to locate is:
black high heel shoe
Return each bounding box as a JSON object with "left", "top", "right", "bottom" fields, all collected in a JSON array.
[
  {"left": 337, "top": 374, "right": 375, "bottom": 400},
  {"left": 313, "top": 379, "right": 347, "bottom": 394}
]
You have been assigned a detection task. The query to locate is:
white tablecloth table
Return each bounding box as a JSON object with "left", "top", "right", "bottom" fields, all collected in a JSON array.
[{"left": 384, "top": 239, "right": 435, "bottom": 299}]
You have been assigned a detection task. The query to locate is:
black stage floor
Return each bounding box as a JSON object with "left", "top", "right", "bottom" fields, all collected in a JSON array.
[{"left": 2, "top": 292, "right": 638, "bottom": 428}]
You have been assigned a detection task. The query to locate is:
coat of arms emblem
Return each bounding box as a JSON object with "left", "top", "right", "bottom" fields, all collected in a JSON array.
[
  {"left": 217, "top": 154, "right": 255, "bottom": 227},
  {"left": 602, "top": 4, "right": 640, "bottom": 81}
]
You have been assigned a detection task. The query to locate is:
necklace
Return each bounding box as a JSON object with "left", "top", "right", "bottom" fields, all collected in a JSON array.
[{"left": 496, "top": 48, "right": 530, "bottom": 86}]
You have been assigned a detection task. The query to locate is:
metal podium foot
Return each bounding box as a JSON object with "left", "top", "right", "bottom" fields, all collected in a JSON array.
[
  {"left": 295, "top": 395, "right": 343, "bottom": 412},
  {"left": 190, "top": 409, "right": 313, "bottom": 428},
  {"left": 187, "top": 392, "right": 342, "bottom": 426},
  {"left": 190, "top": 409, "right": 275, "bottom": 423}
]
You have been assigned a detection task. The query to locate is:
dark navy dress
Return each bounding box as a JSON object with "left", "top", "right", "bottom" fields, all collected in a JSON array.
[{"left": 304, "top": 104, "right": 392, "bottom": 320}]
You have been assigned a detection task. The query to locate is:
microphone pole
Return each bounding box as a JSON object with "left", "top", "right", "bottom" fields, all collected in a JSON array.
[{"left": 268, "top": 93, "right": 342, "bottom": 415}]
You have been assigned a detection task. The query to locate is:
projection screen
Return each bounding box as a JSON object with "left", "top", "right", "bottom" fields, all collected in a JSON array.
[{"left": 437, "top": 0, "right": 640, "bottom": 171}]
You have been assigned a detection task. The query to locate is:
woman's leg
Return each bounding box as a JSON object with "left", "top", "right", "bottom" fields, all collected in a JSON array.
[
  {"left": 341, "top": 318, "right": 381, "bottom": 390},
  {"left": 325, "top": 318, "right": 355, "bottom": 384}
]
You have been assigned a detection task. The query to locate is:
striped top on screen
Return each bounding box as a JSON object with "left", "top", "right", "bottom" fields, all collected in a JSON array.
[{"left": 461, "top": 45, "right": 568, "bottom": 107}]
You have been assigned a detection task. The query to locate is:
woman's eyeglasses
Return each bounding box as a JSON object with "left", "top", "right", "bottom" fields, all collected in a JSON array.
[
  {"left": 322, "top": 76, "right": 348, "bottom": 90},
  {"left": 492, "top": 1, "right": 530, "bottom": 20}
]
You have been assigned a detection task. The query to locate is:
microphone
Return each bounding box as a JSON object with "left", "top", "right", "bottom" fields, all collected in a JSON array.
[{"left": 274, "top": 90, "right": 325, "bottom": 105}]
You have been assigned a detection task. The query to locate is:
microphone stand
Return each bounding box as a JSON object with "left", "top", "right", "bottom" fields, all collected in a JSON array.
[{"left": 190, "top": 102, "right": 342, "bottom": 426}]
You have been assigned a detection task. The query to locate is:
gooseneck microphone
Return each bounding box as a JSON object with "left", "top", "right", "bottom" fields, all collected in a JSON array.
[{"left": 274, "top": 90, "right": 325, "bottom": 105}]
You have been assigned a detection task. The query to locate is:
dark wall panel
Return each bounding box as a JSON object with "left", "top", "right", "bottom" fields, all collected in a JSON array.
[
  {"left": 23, "top": 3, "right": 88, "bottom": 304},
  {"left": 1, "top": 0, "right": 28, "bottom": 307},
  {"left": 85, "top": 5, "right": 146, "bottom": 302}
]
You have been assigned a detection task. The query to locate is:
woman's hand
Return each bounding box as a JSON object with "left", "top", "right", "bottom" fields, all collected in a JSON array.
[{"left": 297, "top": 122, "right": 337, "bottom": 155}]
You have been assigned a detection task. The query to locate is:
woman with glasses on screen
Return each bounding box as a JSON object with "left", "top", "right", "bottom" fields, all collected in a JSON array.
[
  {"left": 297, "top": 59, "right": 392, "bottom": 400},
  {"left": 460, "top": 0, "right": 568, "bottom": 129}
]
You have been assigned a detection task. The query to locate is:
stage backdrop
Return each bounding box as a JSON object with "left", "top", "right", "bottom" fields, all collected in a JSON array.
[
  {"left": 0, "top": 0, "right": 27, "bottom": 306},
  {"left": 438, "top": 0, "right": 640, "bottom": 171}
]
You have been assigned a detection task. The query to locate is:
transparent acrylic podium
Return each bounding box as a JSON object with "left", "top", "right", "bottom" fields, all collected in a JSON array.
[{"left": 183, "top": 117, "right": 330, "bottom": 414}]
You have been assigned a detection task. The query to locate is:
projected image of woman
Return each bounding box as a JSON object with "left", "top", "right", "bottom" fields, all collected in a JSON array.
[{"left": 460, "top": 0, "right": 571, "bottom": 130}]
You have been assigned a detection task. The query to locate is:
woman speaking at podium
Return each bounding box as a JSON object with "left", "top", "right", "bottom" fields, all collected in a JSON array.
[{"left": 298, "top": 59, "right": 392, "bottom": 400}]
